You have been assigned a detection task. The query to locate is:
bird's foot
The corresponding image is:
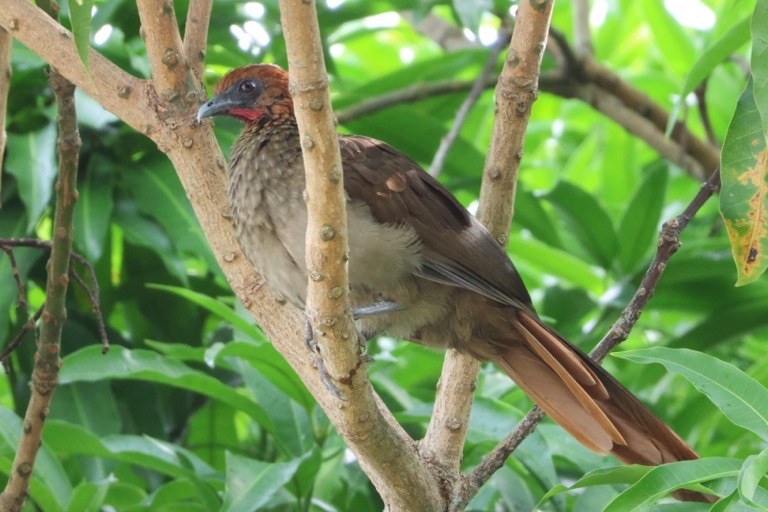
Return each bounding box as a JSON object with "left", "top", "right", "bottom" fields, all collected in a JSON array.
[
  {"left": 312, "top": 356, "right": 346, "bottom": 401},
  {"left": 351, "top": 300, "right": 404, "bottom": 320}
]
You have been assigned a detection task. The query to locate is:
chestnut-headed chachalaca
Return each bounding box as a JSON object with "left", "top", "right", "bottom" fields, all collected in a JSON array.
[{"left": 198, "top": 64, "right": 713, "bottom": 502}]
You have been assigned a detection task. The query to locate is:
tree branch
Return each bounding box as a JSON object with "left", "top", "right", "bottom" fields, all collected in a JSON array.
[
  {"left": 0, "top": 0, "right": 151, "bottom": 134},
  {"left": 277, "top": 1, "right": 442, "bottom": 510},
  {"left": 0, "top": 68, "right": 80, "bottom": 512},
  {"left": 137, "top": 0, "right": 188, "bottom": 95},
  {"left": 425, "top": 2, "right": 555, "bottom": 507},
  {"left": 183, "top": 0, "right": 212, "bottom": 79},
  {"left": 0, "top": 27, "right": 11, "bottom": 202}
]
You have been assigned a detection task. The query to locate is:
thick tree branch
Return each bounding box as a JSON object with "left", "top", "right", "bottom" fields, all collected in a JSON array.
[
  {"left": 424, "top": 2, "right": 555, "bottom": 507},
  {"left": 0, "top": 0, "right": 151, "bottom": 134},
  {"left": 183, "top": 0, "right": 212, "bottom": 78},
  {"left": 137, "top": 0, "right": 188, "bottom": 95},
  {"left": 277, "top": 1, "right": 442, "bottom": 510},
  {"left": 0, "top": 69, "right": 80, "bottom": 512}
]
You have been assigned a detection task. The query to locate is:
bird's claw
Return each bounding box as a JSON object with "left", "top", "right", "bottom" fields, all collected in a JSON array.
[{"left": 313, "top": 355, "right": 346, "bottom": 401}]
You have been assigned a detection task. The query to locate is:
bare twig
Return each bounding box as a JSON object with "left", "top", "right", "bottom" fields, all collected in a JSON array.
[
  {"left": 429, "top": 28, "right": 510, "bottom": 177},
  {"left": 1, "top": 246, "right": 27, "bottom": 313},
  {"left": 68, "top": 255, "right": 109, "bottom": 353},
  {"left": 0, "top": 308, "right": 44, "bottom": 374},
  {"left": 695, "top": 81, "right": 718, "bottom": 146},
  {"left": 591, "top": 168, "right": 721, "bottom": 361},
  {"left": 183, "top": 0, "right": 212, "bottom": 79},
  {"left": 335, "top": 78, "right": 494, "bottom": 124},
  {"left": 0, "top": 67, "right": 80, "bottom": 511},
  {"left": 461, "top": 168, "right": 722, "bottom": 502},
  {"left": 0, "top": 239, "right": 110, "bottom": 358}
]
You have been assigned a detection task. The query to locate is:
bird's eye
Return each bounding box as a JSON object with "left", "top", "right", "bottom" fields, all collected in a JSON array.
[{"left": 239, "top": 80, "right": 257, "bottom": 94}]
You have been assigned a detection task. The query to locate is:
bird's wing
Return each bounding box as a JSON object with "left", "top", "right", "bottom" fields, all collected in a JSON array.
[{"left": 339, "top": 135, "right": 534, "bottom": 312}]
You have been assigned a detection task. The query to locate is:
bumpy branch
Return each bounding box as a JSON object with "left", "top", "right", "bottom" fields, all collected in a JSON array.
[
  {"left": 277, "top": 1, "right": 443, "bottom": 510},
  {"left": 0, "top": 69, "right": 80, "bottom": 512}
]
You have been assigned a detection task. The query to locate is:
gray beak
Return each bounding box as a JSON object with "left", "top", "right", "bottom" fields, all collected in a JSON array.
[{"left": 196, "top": 95, "right": 236, "bottom": 123}]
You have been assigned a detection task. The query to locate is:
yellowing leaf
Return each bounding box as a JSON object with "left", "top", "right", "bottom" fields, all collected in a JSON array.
[{"left": 721, "top": 88, "right": 768, "bottom": 283}]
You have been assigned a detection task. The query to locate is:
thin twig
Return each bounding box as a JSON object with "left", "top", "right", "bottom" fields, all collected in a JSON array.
[
  {"left": 0, "top": 239, "right": 110, "bottom": 355},
  {"left": 459, "top": 168, "right": 722, "bottom": 503},
  {"left": 428, "top": 28, "right": 510, "bottom": 177},
  {"left": 591, "top": 168, "right": 721, "bottom": 362},
  {"left": 68, "top": 256, "right": 110, "bottom": 353},
  {"left": 335, "top": 78, "right": 494, "bottom": 124},
  {"left": 1, "top": 246, "right": 28, "bottom": 312},
  {"left": 695, "top": 81, "right": 718, "bottom": 146},
  {"left": 0, "top": 308, "right": 44, "bottom": 373}
]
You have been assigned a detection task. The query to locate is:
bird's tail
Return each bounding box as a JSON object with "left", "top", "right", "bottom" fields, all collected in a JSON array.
[{"left": 492, "top": 309, "right": 716, "bottom": 503}]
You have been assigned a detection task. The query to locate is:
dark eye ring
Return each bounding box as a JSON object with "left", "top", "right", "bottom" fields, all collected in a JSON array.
[{"left": 239, "top": 80, "right": 256, "bottom": 94}]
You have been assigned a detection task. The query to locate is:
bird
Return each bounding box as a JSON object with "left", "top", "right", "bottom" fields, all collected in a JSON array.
[{"left": 197, "top": 63, "right": 714, "bottom": 502}]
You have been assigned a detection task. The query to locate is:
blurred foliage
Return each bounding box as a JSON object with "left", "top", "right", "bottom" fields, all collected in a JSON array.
[{"left": 2, "top": 0, "right": 768, "bottom": 510}]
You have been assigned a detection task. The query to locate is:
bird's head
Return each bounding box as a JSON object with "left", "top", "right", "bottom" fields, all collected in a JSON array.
[{"left": 197, "top": 64, "right": 293, "bottom": 129}]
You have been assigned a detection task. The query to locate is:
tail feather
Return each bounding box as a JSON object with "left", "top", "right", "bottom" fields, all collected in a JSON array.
[{"left": 492, "top": 310, "right": 715, "bottom": 503}]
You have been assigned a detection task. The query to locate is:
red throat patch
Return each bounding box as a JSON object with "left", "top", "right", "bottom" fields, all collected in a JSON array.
[{"left": 230, "top": 108, "right": 266, "bottom": 123}]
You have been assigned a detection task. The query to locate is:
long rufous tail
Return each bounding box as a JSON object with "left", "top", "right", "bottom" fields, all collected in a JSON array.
[{"left": 492, "top": 310, "right": 716, "bottom": 503}]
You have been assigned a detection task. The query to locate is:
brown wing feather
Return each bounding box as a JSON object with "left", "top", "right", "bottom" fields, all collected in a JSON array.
[{"left": 340, "top": 135, "right": 533, "bottom": 311}]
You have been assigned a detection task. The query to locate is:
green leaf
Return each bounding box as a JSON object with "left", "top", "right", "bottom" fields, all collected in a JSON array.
[
  {"left": 603, "top": 458, "right": 738, "bottom": 511},
  {"left": 60, "top": 345, "right": 274, "bottom": 431},
  {"left": 615, "top": 348, "right": 768, "bottom": 442},
  {"left": 720, "top": 77, "right": 768, "bottom": 285},
  {"left": 148, "top": 478, "right": 221, "bottom": 511},
  {"left": 146, "top": 284, "right": 264, "bottom": 342},
  {"left": 617, "top": 164, "right": 668, "bottom": 273},
  {"left": 122, "top": 162, "right": 217, "bottom": 270},
  {"left": 538, "top": 465, "right": 653, "bottom": 505},
  {"left": 681, "top": 15, "right": 751, "bottom": 97},
  {"left": 452, "top": 0, "right": 492, "bottom": 33},
  {"left": 51, "top": 380, "right": 121, "bottom": 438},
  {"left": 221, "top": 452, "right": 304, "bottom": 512},
  {"left": 5, "top": 124, "right": 57, "bottom": 231},
  {"left": 513, "top": 187, "right": 562, "bottom": 249},
  {"left": 642, "top": 0, "right": 696, "bottom": 78},
  {"left": 68, "top": 0, "right": 94, "bottom": 72},
  {"left": 74, "top": 155, "right": 115, "bottom": 262},
  {"left": 66, "top": 480, "right": 110, "bottom": 512},
  {"left": 113, "top": 197, "right": 189, "bottom": 284},
  {"left": 508, "top": 233, "right": 604, "bottom": 293},
  {"left": 44, "top": 420, "right": 219, "bottom": 482},
  {"left": 667, "top": 12, "right": 752, "bottom": 133},
  {"left": 102, "top": 482, "right": 147, "bottom": 509},
  {"left": 219, "top": 342, "right": 315, "bottom": 411},
  {"left": 543, "top": 181, "right": 620, "bottom": 269},
  {"left": 0, "top": 407, "right": 72, "bottom": 510},
  {"left": 739, "top": 448, "right": 768, "bottom": 505}
]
